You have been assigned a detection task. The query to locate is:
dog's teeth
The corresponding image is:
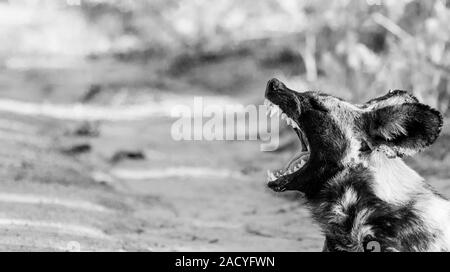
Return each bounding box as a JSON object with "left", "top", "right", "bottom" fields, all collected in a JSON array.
[
  {"left": 267, "top": 170, "right": 276, "bottom": 181},
  {"left": 288, "top": 119, "right": 298, "bottom": 129},
  {"left": 267, "top": 171, "right": 275, "bottom": 181},
  {"left": 281, "top": 113, "right": 287, "bottom": 120}
]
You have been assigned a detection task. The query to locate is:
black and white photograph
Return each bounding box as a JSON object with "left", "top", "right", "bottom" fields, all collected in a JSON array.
[{"left": 0, "top": 0, "right": 449, "bottom": 256}]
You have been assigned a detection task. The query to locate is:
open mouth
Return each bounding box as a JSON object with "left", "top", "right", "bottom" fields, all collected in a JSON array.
[{"left": 264, "top": 99, "right": 310, "bottom": 191}]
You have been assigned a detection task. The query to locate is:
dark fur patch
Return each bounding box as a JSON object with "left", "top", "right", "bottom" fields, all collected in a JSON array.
[{"left": 291, "top": 108, "right": 347, "bottom": 199}]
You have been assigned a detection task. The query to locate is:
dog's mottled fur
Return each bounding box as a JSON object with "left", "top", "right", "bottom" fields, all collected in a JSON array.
[{"left": 265, "top": 78, "right": 448, "bottom": 252}]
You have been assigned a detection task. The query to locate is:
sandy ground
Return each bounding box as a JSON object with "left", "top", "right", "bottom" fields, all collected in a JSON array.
[
  {"left": 0, "top": 111, "right": 323, "bottom": 251},
  {"left": 0, "top": 61, "right": 448, "bottom": 251}
]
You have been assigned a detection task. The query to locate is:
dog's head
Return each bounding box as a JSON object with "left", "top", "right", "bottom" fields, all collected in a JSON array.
[{"left": 265, "top": 78, "right": 443, "bottom": 198}]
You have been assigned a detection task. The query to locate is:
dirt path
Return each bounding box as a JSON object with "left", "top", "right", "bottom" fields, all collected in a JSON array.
[{"left": 0, "top": 108, "right": 324, "bottom": 251}]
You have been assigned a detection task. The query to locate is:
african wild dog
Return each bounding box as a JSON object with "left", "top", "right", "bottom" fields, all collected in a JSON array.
[{"left": 264, "top": 78, "right": 448, "bottom": 252}]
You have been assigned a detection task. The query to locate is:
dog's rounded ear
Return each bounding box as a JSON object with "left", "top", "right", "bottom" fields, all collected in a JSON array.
[{"left": 362, "top": 103, "right": 443, "bottom": 157}]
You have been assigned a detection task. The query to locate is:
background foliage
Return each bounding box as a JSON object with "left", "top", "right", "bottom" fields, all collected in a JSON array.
[{"left": 0, "top": 0, "right": 449, "bottom": 113}]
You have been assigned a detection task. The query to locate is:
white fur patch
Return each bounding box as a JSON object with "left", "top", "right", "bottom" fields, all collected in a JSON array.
[
  {"left": 369, "top": 152, "right": 425, "bottom": 205},
  {"left": 342, "top": 187, "right": 359, "bottom": 208},
  {"left": 330, "top": 187, "right": 359, "bottom": 223},
  {"left": 415, "top": 197, "right": 450, "bottom": 251},
  {"left": 335, "top": 208, "right": 374, "bottom": 251},
  {"left": 379, "top": 119, "right": 408, "bottom": 140},
  {"left": 351, "top": 208, "right": 374, "bottom": 244}
]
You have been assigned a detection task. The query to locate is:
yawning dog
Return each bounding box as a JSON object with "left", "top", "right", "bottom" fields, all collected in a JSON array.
[{"left": 264, "top": 78, "right": 448, "bottom": 252}]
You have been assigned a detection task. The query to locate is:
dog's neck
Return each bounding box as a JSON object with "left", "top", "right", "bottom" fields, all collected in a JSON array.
[
  {"left": 309, "top": 154, "right": 439, "bottom": 251},
  {"left": 368, "top": 152, "right": 427, "bottom": 205},
  {"left": 311, "top": 153, "right": 450, "bottom": 252}
]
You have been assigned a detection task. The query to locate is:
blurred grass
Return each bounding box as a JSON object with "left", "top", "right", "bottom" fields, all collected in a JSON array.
[{"left": 0, "top": 0, "right": 448, "bottom": 113}]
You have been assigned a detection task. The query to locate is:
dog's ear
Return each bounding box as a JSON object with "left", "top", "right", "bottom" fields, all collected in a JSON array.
[{"left": 363, "top": 103, "right": 443, "bottom": 157}]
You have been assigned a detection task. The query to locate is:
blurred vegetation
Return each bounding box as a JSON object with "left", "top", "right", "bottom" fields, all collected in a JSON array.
[{"left": 0, "top": 0, "right": 449, "bottom": 114}]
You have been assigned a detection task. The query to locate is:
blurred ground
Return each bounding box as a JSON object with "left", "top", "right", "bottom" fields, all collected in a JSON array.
[{"left": 0, "top": 0, "right": 449, "bottom": 251}]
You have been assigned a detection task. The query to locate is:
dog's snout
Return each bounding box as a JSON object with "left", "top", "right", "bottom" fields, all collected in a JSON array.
[
  {"left": 265, "top": 78, "right": 288, "bottom": 98},
  {"left": 267, "top": 78, "right": 285, "bottom": 91}
]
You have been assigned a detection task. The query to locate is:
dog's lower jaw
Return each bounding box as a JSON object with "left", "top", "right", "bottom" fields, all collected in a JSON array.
[{"left": 267, "top": 181, "right": 288, "bottom": 192}]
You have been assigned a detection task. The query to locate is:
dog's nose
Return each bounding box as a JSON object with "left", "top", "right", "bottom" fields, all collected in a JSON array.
[
  {"left": 267, "top": 78, "right": 285, "bottom": 91},
  {"left": 265, "top": 78, "right": 287, "bottom": 97}
]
